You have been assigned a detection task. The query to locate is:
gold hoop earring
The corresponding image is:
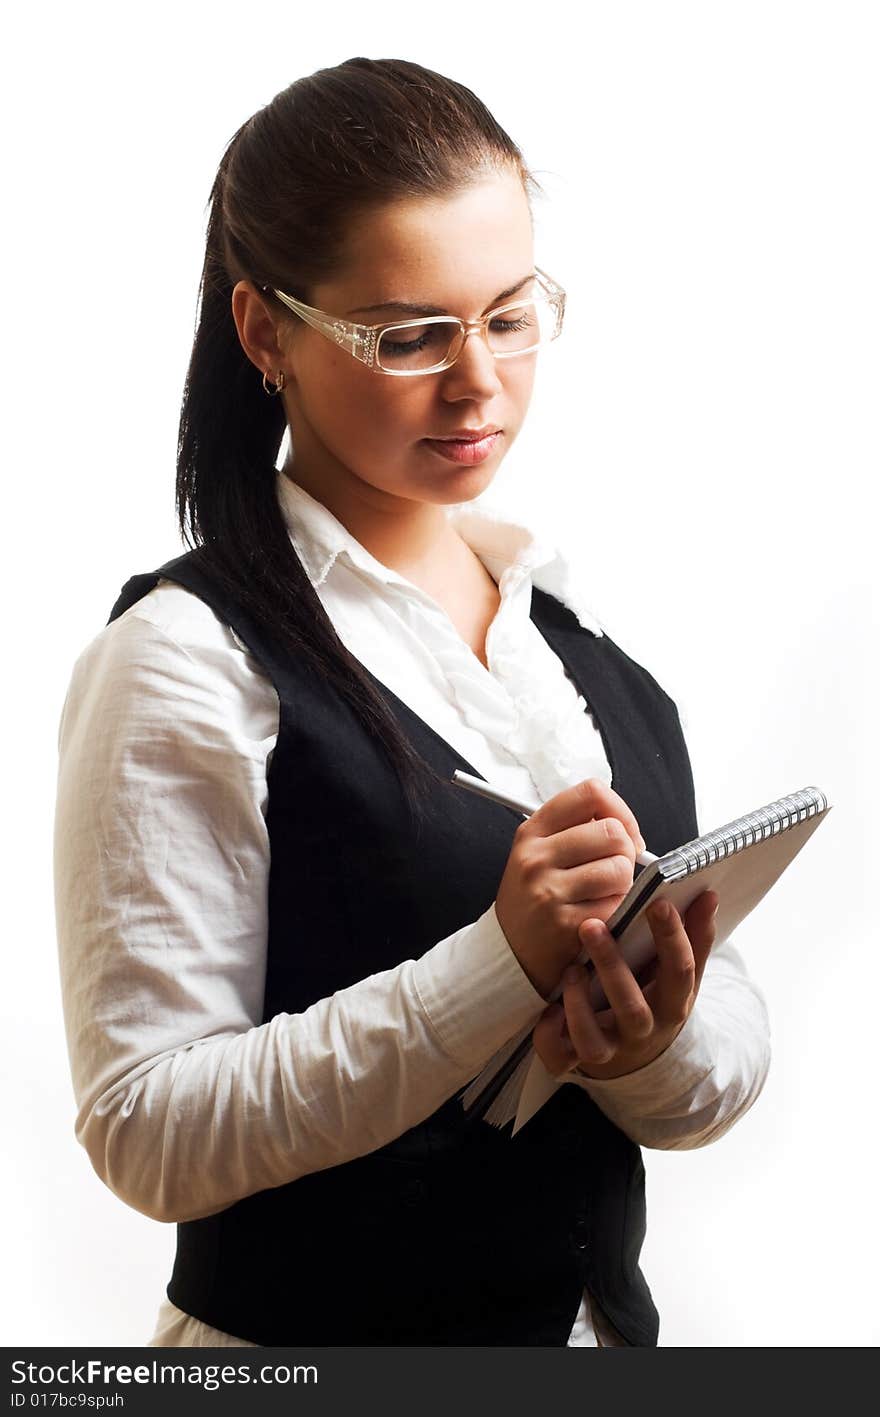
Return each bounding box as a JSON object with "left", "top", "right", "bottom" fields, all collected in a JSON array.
[{"left": 262, "top": 369, "right": 286, "bottom": 396}]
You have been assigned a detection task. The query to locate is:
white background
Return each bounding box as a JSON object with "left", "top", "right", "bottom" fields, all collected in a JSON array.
[{"left": 3, "top": 0, "right": 877, "bottom": 1347}]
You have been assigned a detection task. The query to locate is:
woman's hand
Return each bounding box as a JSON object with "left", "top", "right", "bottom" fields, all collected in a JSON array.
[
  {"left": 531, "top": 889, "right": 719, "bottom": 1081},
  {"left": 494, "top": 779, "right": 645, "bottom": 1000}
]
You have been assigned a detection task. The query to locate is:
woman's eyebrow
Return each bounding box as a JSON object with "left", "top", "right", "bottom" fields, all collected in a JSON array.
[{"left": 347, "top": 273, "right": 535, "bottom": 319}]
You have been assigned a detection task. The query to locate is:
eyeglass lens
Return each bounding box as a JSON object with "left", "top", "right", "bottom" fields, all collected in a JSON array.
[{"left": 375, "top": 298, "right": 558, "bottom": 373}]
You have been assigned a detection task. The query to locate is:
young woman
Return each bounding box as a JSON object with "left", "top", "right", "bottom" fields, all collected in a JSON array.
[{"left": 54, "top": 57, "right": 771, "bottom": 1347}]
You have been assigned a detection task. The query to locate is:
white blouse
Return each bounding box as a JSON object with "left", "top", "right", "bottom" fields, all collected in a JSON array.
[{"left": 53, "top": 470, "right": 771, "bottom": 1348}]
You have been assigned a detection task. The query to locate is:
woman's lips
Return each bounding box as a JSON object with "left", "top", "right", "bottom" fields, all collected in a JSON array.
[{"left": 423, "top": 432, "right": 501, "bottom": 464}]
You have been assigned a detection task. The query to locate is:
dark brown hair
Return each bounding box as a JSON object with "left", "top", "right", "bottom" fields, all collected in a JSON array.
[{"left": 176, "top": 57, "right": 542, "bottom": 825}]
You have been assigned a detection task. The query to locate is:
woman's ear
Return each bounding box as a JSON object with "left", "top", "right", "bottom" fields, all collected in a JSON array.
[{"left": 231, "top": 281, "right": 291, "bottom": 384}]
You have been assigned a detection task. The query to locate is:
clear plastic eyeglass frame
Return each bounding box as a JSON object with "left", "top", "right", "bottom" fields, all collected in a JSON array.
[{"left": 261, "top": 266, "right": 566, "bottom": 376}]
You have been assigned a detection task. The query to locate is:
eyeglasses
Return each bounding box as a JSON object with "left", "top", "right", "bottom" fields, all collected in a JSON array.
[{"left": 261, "top": 266, "right": 566, "bottom": 376}]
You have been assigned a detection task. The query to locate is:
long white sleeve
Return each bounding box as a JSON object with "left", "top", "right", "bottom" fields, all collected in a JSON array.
[{"left": 53, "top": 606, "right": 547, "bottom": 1225}]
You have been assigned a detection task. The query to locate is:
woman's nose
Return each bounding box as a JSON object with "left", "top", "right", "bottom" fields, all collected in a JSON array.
[{"left": 440, "top": 327, "right": 504, "bottom": 400}]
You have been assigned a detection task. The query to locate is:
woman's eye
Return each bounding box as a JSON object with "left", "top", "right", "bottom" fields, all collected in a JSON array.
[
  {"left": 384, "top": 335, "right": 429, "bottom": 353},
  {"left": 382, "top": 325, "right": 447, "bottom": 354},
  {"left": 491, "top": 312, "right": 533, "bottom": 335}
]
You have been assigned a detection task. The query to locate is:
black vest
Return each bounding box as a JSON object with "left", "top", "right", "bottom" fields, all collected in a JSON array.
[{"left": 108, "top": 549, "right": 697, "bottom": 1346}]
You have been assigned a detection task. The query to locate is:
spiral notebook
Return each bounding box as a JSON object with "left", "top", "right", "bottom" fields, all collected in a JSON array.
[{"left": 461, "top": 785, "right": 831, "bottom": 1136}]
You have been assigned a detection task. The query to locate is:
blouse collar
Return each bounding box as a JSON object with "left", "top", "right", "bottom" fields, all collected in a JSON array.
[{"left": 275, "top": 469, "right": 603, "bottom": 638}]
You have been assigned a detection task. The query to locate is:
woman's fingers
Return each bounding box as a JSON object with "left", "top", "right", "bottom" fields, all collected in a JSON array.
[
  {"left": 576, "top": 921, "right": 654, "bottom": 1042},
  {"left": 682, "top": 890, "right": 719, "bottom": 992},
  {"left": 643, "top": 900, "right": 695, "bottom": 1024},
  {"left": 560, "top": 962, "right": 617, "bottom": 1064},
  {"left": 646, "top": 891, "right": 718, "bottom": 1024},
  {"left": 551, "top": 818, "right": 637, "bottom": 873},
  {"left": 532, "top": 890, "right": 721, "bottom": 1081},
  {"left": 530, "top": 1001, "right": 596, "bottom": 1077},
  {"left": 527, "top": 779, "right": 646, "bottom": 856}
]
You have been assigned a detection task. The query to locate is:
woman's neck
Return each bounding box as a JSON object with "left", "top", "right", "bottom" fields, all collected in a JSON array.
[{"left": 280, "top": 461, "right": 470, "bottom": 587}]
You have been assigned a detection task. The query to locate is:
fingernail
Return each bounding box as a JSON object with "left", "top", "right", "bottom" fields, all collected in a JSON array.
[
  {"left": 649, "top": 900, "right": 672, "bottom": 924},
  {"left": 563, "top": 965, "right": 583, "bottom": 988}
]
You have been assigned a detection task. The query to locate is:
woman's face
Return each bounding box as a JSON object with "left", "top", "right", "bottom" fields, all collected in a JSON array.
[{"left": 277, "top": 166, "right": 539, "bottom": 514}]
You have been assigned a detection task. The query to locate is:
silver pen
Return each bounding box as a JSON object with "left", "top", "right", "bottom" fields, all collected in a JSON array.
[{"left": 450, "top": 769, "right": 658, "bottom": 868}]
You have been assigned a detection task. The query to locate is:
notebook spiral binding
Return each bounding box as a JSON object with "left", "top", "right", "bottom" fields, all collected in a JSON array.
[{"left": 662, "top": 787, "right": 829, "bottom": 880}]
